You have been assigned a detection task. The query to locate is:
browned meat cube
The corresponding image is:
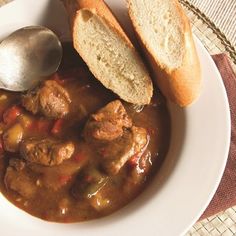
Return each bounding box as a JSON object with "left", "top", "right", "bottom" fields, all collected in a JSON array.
[
  {"left": 20, "top": 137, "right": 75, "bottom": 166},
  {"left": 29, "top": 157, "right": 88, "bottom": 191},
  {"left": 100, "top": 127, "right": 149, "bottom": 175},
  {"left": 84, "top": 100, "right": 132, "bottom": 143},
  {"left": 9, "top": 158, "right": 26, "bottom": 171},
  {"left": 22, "top": 80, "right": 71, "bottom": 119},
  {"left": 4, "top": 159, "right": 37, "bottom": 199}
]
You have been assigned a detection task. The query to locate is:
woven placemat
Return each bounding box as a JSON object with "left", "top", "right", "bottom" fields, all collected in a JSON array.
[
  {"left": 180, "top": 0, "right": 236, "bottom": 69},
  {"left": 1, "top": 0, "right": 236, "bottom": 235},
  {"left": 187, "top": 208, "right": 236, "bottom": 236},
  {"left": 188, "top": 0, "right": 236, "bottom": 49}
]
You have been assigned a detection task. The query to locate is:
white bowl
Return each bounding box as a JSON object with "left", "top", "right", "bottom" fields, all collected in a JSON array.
[{"left": 0, "top": 0, "right": 230, "bottom": 235}]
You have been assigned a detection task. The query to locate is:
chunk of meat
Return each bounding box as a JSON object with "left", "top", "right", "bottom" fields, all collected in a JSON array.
[
  {"left": 84, "top": 100, "right": 132, "bottom": 142},
  {"left": 20, "top": 137, "right": 75, "bottom": 166},
  {"left": 29, "top": 157, "right": 88, "bottom": 191},
  {"left": 28, "top": 142, "right": 91, "bottom": 191},
  {"left": 9, "top": 158, "right": 25, "bottom": 171},
  {"left": 4, "top": 159, "right": 37, "bottom": 198},
  {"left": 100, "top": 127, "right": 149, "bottom": 175},
  {"left": 22, "top": 80, "right": 71, "bottom": 119}
]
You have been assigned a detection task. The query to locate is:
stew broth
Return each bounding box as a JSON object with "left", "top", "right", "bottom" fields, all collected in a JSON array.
[{"left": 0, "top": 43, "right": 170, "bottom": 222}]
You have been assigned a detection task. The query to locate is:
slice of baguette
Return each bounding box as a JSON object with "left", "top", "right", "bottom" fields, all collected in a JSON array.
[
  {"left": 63, "top": 0, "right": 153, "bottom": 105},
  {"left": 128, "top": 0, "right": 201, "bottom": 107}
]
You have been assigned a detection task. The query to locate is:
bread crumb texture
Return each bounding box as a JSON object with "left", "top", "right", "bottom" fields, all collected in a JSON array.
[
  {"left": 75, "top": 9, "right": 153, "bottom": 105},
  {"left": 129, "top": 0, "right": 185, "bottom": 70}
]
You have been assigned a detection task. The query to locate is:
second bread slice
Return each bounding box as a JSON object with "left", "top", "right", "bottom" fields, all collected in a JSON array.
[
  {"left": 128, "top": 0, "right": 201, "bottom": 107},
  {"left": 64, "top": 0, "right": 153, "bottom": 105}
]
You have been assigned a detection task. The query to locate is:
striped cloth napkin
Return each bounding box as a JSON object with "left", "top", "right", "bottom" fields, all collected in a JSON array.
[{"left": 200, "top": 54, "right": 236, "bottom": 219}]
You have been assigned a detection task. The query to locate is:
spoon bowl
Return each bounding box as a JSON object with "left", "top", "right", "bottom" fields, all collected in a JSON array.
[{"left": 0, "top": 26, "right": 62, "bottom": 91}]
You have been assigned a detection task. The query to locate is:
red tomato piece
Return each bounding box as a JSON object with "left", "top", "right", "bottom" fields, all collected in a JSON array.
[
  {"left": 0, "top": 137, "right": 4, "bottom": 154},
  {"left": 51, "top": 119, "right": 64, "bottom": 135},
  {"left": 59, "top": 175, "right": 72, "bottom": 185},
  {"left": 73, "top": 153, "right": 84, "bottom": 163},
  {"left": 0, "top": 108, "right": 5, "bottom": 120},
  {"left": 84, "top": 175, "right": 93, "bottom": 183},
  {"left": 3, "top": 105, "right": 22, "bottom": 125},
  {"left": 28, "top": 118, "right": 56, "bottom": 135},
  {"left": 36, "top": 119, "right": 52, "bottom": 133},
  {"left": 27, "top": 120, "right": 38, "bottom": 132},
  {"left": 128, "top": 154, "right": 140, "bottom": 167}
]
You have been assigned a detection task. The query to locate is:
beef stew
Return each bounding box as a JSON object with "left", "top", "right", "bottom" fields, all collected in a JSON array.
[{"left": 0, "top": 43, "right": 170, "bottom": 222}]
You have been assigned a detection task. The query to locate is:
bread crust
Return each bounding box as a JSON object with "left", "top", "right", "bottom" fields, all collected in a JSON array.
[
  {"left": 128, "top": 0, "right": 201, "bottom": 107},
  {"left": 64, "top": 0, "right": 133, "bottom": 48},
  {"left": 63, "top": 0, "right": 153, "bottom": 105}
]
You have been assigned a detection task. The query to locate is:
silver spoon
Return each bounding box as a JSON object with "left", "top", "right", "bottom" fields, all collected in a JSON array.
[{"left": 0, "top": 26, "right": 62, "bottom": 91}]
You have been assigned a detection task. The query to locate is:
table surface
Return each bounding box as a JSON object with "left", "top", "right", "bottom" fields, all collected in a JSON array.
[{"left": 0, "top": 0, "right": 236, "bottom": 235}]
